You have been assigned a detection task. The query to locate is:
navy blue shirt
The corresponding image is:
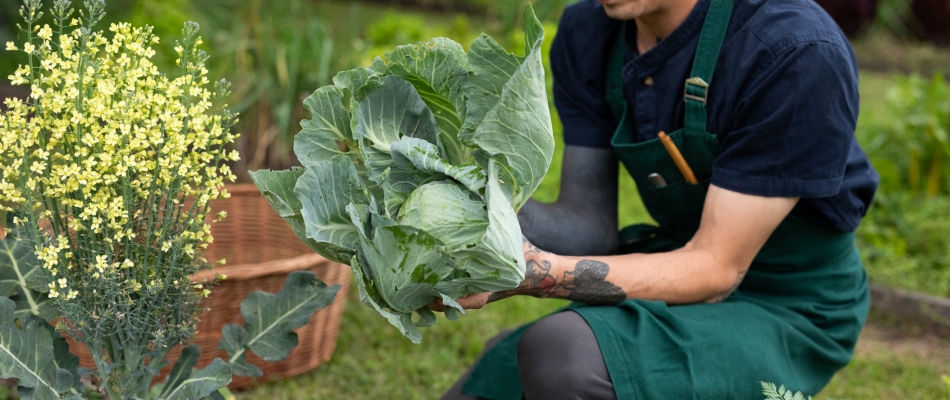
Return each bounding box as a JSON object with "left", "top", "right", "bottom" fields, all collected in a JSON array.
[{"left": 551, "top": 0, "right": 879, "bottom": 232}]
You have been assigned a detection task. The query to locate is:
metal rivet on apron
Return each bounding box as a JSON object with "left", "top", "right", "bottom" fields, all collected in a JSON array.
[{"left": 644, "top": 76, "right": 654, "bottom": 86}]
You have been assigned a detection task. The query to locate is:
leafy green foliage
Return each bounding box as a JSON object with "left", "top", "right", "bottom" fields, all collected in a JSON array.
[
  {"left": 0, "top": 223, "right": 57, "bottom": 320},
  {"left": 253, "top": 6, "right": 554, "bottom": 343},
  {"left": 942, "top": 375, "right": 950, "bottom": 398},
  {"left": 855, "top": 73, "right": 950, "bottom": 297},
  {"left": 761, "top": 382, "right": 812, "bottom": 400},
  {"left": 858, "top": 193, "right": 950, "bottom": 297},
  {"left": 219, "top": 271, "right": 341, "bottom": 376},
  {"left": 867, "top": 74, "right": 950, "bottom": 197},
  {"left": 162, "top": 358, "right": 232, "bottom": 400},
  {"left": 159, "top": 345, "right": 201, "bottom": 398},
  {"left": 0, "top": 297, "right": 79, "bottom": 400}
]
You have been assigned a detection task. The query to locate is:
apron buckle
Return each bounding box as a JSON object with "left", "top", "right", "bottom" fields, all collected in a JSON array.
[{"left": 684, "top": 77, "right": 709, "bottom": 103}]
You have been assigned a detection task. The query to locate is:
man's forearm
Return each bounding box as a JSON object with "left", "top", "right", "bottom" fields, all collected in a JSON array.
[{"left": 490, "top": 239, "right": 747, "bottom": 305}]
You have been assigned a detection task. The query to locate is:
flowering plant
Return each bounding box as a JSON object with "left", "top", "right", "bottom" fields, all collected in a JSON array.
[{"left": 0, "top": 1, "right": 339, "bottom": 399}]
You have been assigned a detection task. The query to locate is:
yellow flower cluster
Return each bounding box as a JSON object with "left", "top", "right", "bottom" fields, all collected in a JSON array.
[{"left": 0, "top": 20, "right": 238, "bottom": 294}]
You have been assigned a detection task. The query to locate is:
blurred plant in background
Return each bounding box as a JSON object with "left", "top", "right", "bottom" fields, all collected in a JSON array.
[
  {"left": 871, "top": 74, "right": 950, "bottom": 197},
  {"left": 189, "top": 0, "right": 337, "bottom": 178},
  {"left": 858, "top": 73, "right": 950, "bottom": 297}
]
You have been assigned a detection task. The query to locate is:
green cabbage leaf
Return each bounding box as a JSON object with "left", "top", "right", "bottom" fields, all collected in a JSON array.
[{"left": 251, "top": 6, "right": 552, "bottom": 343}]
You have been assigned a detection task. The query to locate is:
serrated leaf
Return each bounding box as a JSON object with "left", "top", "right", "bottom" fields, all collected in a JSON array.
[
  {"left": 295, "top": 155, "right": 370, "bottom": 263},
  {"left": 463, "top": 7, "right": 553, "bottom": 209},
  {"left": 250, "top": 168, "right": 341, "bottom": 262},
  {"left": 219, "top": 271, "right": 340, "bottom": 368},
  {"left": 163, "top": 358, "right": 231, "bottom": 400},
  {"left": 414, "top": 307, "right": 437, "bottom": 328},
  {"left": 348, "top": 255, "right": 422, "bottom": 343},
  {"left": 30, "top": 315, "right": 80, "bottom": 392},
  {"left": 353, "top": 75, "right": 444, "bottom": 181},
  {"left": 356, "top": 224, "right": 453, "bottom": 314},
  {"left": 460, "top": 35, "right": 522, "bottom": 139},
  {"left": 159, "top": 344, "right": 200, "bottom": 398},
  {"left": 761, "top": 382, "right": 780, "bottom": 399},
  {"left": 332, "top": 67, "right": 377, "bottom": 97},
  {"left": 295, "top": 86, "right": 354, "bottom": 166},
  {"left": 245, "top": 271, "right": 340, "bottom": 361},
  {"left": 373, "top": 38, "right": 471, "bottom": 165},
  {"left": 0, "top": 228, "right": 57, "bottom": 320},
  {"left": 217, "top": 325, "right": 262, "bottom": 378},
  {"left": 250, "top": 168, "right": 305, "bottom": 219},
  {"left": 0, "top": 297, "right": 75, "bottom": 400}
]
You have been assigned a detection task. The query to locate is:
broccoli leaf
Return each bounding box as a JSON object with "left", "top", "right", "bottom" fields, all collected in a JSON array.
[
  {"left": 163, "top": 358, "right": 231, "bottom": 400},
  {"left": 219, "top": 271, "right": 340, "bottom": 375},
  {"left": 0, "top": 226, "right": 57, "bottom": 320},
  {"left": 0, "top": 297, "right": 77, "bottom": 400}
]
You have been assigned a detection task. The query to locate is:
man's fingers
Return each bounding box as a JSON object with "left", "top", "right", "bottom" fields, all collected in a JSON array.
[
  {"left": 456, "top": 292, "right": 491, "bottom": 310},
  {"left": 429, "top": 292, "right": 491, "bottom": 312},
  {"left": 428, "top": 298, "right": 445, "bottom": 312}
]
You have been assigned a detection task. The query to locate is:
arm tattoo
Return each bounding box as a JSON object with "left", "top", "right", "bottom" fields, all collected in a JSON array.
[
  {"left": 489, "top": 239, "right": 626, "bottom": 305},
  {"left": 706, "top": 269, "right": 747, "bottom": 303},
  {"left": 561, "top": 260, "right": 627, "bottom": 305}
]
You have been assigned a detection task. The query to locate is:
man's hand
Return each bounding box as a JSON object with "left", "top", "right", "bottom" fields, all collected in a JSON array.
[
  {"left": 428, "top": 292, "right": 491, "bottom": 312},
  {"left": 428, "top": 236, "right": 550, "bottom": 312}
]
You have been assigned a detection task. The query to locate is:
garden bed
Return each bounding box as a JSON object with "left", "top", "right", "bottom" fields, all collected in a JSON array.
[{"left": 869, "top": 283, "right": 950, "bottom": 337}]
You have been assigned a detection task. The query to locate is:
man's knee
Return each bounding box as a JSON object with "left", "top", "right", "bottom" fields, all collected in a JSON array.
[{"left": 516, "top": 311, "right": 616, "bottom": 400}]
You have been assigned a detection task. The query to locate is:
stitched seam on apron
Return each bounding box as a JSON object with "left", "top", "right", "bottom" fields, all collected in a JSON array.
[{"left": 589, "top": 308, "right": 639, "bottom": 400}]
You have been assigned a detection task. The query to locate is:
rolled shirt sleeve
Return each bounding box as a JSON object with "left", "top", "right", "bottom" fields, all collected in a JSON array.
[{"left": 711, "top": 41, "right": 860, "bottom": 199}]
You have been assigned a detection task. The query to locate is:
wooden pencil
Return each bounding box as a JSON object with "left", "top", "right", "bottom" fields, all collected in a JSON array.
[{"left": 658, "top": 131, "right": 699, "bottom": 184}]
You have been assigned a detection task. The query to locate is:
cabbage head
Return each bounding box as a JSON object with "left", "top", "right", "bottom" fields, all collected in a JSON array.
[{"left": 250, "top": 6, "right": 553, "bottom": 343}]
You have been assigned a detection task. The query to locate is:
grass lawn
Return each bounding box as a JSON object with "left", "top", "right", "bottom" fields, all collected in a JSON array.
[
  {"left": 234, "top": 70, "right": 950, "bottom": 399},
  {"left": 235, "top": 284, "right": 950, "bottom": 400}
]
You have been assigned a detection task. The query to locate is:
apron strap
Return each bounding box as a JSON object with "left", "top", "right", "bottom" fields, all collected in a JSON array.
[
  {"left": 604, "top": 0, "right": 734, "bottom": 132},
  {"left": 684, "top": 0, "right": 733, "bottom": 132},
  {"left": 605, "top": 23, "right": 627, "bottom": 125}
]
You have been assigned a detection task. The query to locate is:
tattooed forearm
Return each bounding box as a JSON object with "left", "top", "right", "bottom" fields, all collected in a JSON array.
[
  {"left": 706, "top": 269, "right": 747, "bottom": 303},
  {"left": 561, "top": 260, "right": 627, "bottom": 305},
  {"left": 489, "top": 260, "right": 554, "bottom": 301},
  {"left": 488, "top": 239, "right": 627, "bottom": 305}
]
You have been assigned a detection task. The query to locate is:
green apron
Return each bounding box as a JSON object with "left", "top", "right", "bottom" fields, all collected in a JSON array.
[{"left": 462, "top": 0, "right": 870, "bottom": 398}]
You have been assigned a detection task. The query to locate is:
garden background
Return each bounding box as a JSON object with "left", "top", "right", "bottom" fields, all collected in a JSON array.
[{"left": 0, "top": 0, "right": 948, "bottom": 398}]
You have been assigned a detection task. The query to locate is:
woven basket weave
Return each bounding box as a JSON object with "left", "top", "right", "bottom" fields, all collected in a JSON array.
[{"left": 68, "top": 184, "right": 350, "bottom": 389}]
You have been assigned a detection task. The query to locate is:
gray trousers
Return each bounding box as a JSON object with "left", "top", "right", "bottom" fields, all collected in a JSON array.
[{"left": 440, "top": 311, "right": 617, "bottom": 400}]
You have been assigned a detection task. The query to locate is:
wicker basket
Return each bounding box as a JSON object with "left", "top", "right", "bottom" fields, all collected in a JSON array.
[{"left": 68, "top": 184, "right": 350, "bottom": 389}]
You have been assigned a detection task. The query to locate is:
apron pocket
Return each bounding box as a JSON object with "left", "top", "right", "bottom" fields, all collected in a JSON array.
[{"left": 644, "top": 178, "right": 711, "bottom": 242}]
